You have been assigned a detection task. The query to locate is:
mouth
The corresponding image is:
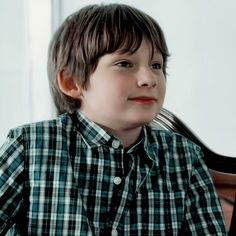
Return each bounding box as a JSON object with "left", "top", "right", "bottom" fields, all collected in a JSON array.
[{"left": 128, "top": 96, "right": 157, "bottom": 104}]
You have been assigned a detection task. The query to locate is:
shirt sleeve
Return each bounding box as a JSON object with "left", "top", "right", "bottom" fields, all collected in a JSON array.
[
  {"left": 0, "top": 129, "right": 25, "bottom": 235},
  {"left": 183, "top": 147, "right": 228, "bottom": 235}
]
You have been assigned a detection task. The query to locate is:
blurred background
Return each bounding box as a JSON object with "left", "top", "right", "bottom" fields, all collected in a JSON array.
[{"left": 1, "top": 0, "right": 236, "bottom": 157}]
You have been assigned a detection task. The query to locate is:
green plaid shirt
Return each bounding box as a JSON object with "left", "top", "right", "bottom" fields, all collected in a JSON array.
[{"left": 0, "top": 111, "right": 227, "bottom": 235}]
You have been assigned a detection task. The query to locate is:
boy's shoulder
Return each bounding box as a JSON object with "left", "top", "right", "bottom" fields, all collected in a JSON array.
[
  {"left": 7, "top": 113, "right": 73, "bottom": 140},
  {"left": 146, "top": 123, "right": 204, "bottom": 166},
  {"left": 147, "top": 122, "right": 202, "bottom": 152}
]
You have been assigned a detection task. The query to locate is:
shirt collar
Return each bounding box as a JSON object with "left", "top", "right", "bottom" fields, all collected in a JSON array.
[
  {"left": 68, "top": 111, "right": 118, "bottom": 147},
  {"left": 143, "top": 124, "right": 160, "bottom": 163},
  {"left": 124, "top": 125, "right": 159, "bottom": 164},
  {"left": 64, "top": 111, "right": 160, "bottom": 159}
]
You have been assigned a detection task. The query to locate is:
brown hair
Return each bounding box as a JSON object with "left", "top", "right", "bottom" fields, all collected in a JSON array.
[{"left": 47, "top": 3, "right": 169, "bottom": 115}]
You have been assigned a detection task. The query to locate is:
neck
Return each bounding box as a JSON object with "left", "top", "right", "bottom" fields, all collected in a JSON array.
[{"left": 105, "top": 126, "right": 142, "bottom": 148}]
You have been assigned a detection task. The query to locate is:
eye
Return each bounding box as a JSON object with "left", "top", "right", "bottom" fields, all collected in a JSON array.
[
  {"left": 151, "top": 63, "right": 162, "bottom": 70},
  {"left": 115, "top": 61, "right": 133, "bottom": 68}
]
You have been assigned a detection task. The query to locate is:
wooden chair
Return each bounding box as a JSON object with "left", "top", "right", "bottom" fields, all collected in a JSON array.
[{"left": 153, "top": 108, "right": 236, "bottom": 235}]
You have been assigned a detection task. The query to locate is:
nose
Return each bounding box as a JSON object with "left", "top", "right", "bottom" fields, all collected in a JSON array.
[{"left": 137, "top": 67, "right": 157, "bottom": 88}]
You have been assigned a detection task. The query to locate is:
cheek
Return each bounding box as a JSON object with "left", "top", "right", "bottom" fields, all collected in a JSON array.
[
  {"left": 159, "top": 79, "right": 166, "bottom": 96},
  {"left": 106, "top": 80, "right": 130, "bottom": 97},
  {"left": 162, "top": 84, "right": 166, "bottom": 96}
]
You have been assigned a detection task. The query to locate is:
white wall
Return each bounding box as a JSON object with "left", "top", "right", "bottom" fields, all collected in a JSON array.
[
  {"left": 0, "top": 1, "right": 30, "bottom": 140},
  {"left": 1, "top": 0, "right": 236, "bottom": 157},
  {"left": 0, "top": 0, "right": 53, "bottom": 144}
]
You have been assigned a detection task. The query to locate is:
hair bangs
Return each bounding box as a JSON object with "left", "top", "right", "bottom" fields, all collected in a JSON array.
[
  {"left": 86, "top": 4, "right": 167, "bottom": 61},
  {"left": 102, "top": 22, "right": 144, "bottom": 55}
]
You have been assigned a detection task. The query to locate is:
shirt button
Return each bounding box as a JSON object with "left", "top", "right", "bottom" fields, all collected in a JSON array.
[
  {"left": 113, "top": 176, "right": 122, "bottom": 185},
  {"left": 111, "top": 229, "right": 118, "bottom": 236},
  {"left": 112, "top": 140, "right": 120, "bottom": 148}
]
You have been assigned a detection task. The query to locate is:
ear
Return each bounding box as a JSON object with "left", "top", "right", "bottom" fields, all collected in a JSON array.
[{"left": 57, "top": 70, "right": 82, "bottom": 99}]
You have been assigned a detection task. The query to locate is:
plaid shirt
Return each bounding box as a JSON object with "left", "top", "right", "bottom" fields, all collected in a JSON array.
[{"left": 0, "top": 111, "right": 227, "bottom": 235}]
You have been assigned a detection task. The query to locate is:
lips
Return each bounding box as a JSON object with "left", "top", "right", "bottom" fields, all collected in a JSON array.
[{"left": 129, "top": 96, "right": 157, "bottom": 104}]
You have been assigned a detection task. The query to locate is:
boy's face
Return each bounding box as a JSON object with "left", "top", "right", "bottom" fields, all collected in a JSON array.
[{"left": 79, "top": 39, "right": 166, "bottom": 131}]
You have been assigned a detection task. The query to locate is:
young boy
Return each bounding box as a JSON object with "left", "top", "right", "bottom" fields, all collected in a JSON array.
[{"left": 0, "top": 3, "right": 227, "bottom": 235}]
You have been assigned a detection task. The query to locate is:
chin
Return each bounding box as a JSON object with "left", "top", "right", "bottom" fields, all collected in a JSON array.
[
  {"left": 123, "top": 109, "right": 160, "bottom": 126},
  {"left": 129, "top": 116, "right": 156, "bottom": 127},
  {"left": 139, "top": 111, "right": 158, "bottom": 122}
]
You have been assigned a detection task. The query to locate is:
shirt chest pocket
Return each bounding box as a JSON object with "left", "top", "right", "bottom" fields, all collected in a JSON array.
[{"left": 132, "top": 184, "right": 186, "bottom": 232}]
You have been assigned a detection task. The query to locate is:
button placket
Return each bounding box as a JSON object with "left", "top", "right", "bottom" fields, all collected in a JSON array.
[
  {"left": 112, "top": 140, "right": 120, "bottom": 149},
  {"left": 113, "top": 176, "right": 122, "bottom": 185},
  {"left": 111, "top": 229, "right": 118, "bottom": 236}
]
